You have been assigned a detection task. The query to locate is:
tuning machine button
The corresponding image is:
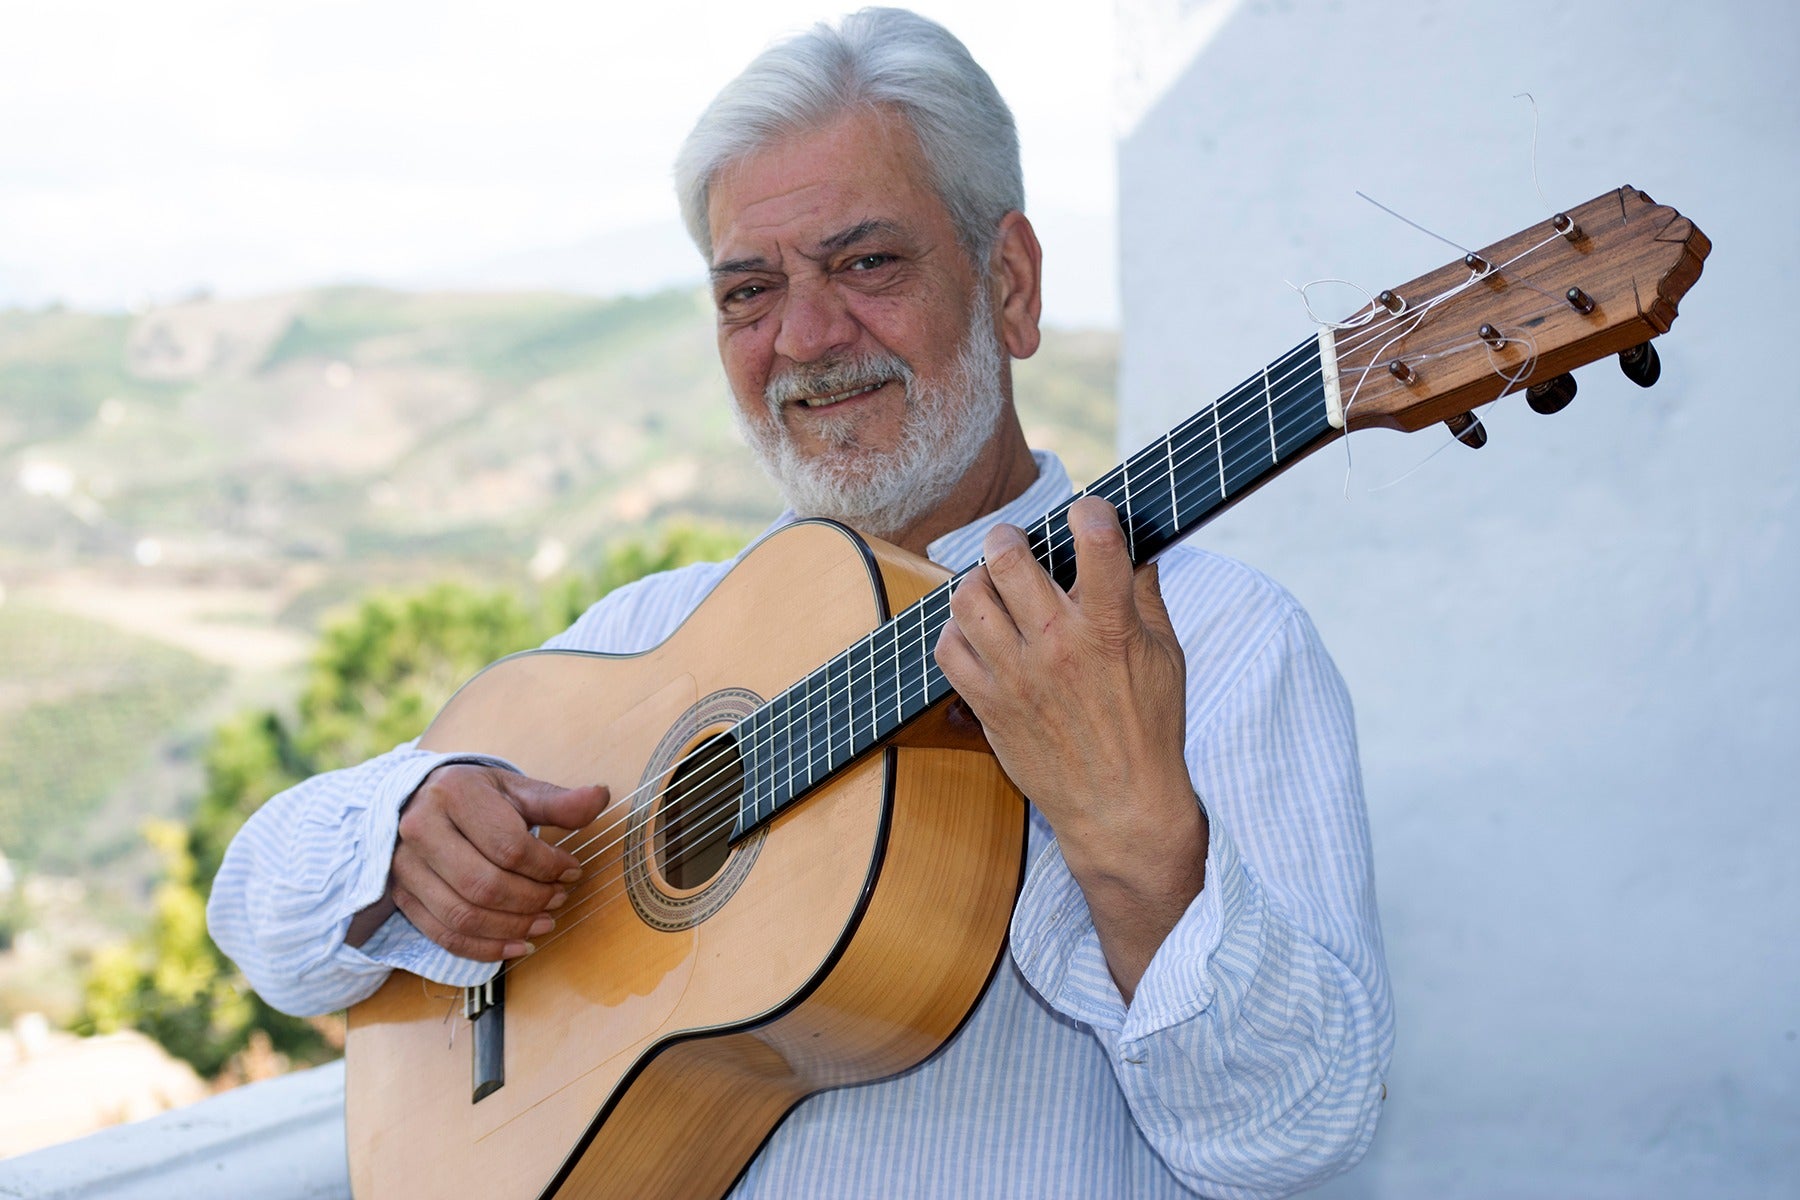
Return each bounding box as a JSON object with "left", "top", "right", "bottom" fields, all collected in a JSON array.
[
  {"left": 1618, "top": 341, "right": 1661, "bottom": 388},
  {"left": 1445, "top": 411, "right": 1487, "bottom": 448},
  {"left": 1526, "top": 372, "right": 1578, "bottom": 415}
]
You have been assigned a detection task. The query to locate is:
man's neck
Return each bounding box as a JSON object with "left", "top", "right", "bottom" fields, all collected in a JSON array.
[{"left": 877, "top": 415, "right": 1039, "bottom": 558}]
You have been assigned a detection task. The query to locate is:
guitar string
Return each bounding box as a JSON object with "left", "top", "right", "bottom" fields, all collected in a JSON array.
[
  {"left": 510, "top": 328, "right": 1528, "bottom": 971},
  {"left": 498, "top": 384, "right": 1340, "bottom": 971},
  {"left": 498, "top": 232, "right": 1576, "bottom": 969},
  {"left": 501, "top": 363, "right": 1348, "bottom": 969},
  {"left": 530, "top": 230, "right": 1571, "bottom": 941}
]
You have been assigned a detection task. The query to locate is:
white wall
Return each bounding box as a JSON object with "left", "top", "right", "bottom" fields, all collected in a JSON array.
[{"left": 1116, "top": 1, "right": 1798, "bottom": 1195}]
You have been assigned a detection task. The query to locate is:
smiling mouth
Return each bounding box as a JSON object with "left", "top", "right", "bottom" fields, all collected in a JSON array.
[{"left": 796, "top": 380, "right": 890, "bottom": 409}]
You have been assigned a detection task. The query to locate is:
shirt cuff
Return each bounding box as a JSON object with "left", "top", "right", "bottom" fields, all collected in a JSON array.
[
  {"left": 1010, "top": 814, "right": 1246, "bottom": 1040},
  {"left": 335, "top": 751, "right": 521, "bottom": 982},
  {"left": 338, "top": 909, "right": 501, "bottom": 987}
]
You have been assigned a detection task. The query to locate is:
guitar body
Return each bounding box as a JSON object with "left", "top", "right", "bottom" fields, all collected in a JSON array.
[{"left": 345, "top": 520, "right": 1028, "bottom": 1200}]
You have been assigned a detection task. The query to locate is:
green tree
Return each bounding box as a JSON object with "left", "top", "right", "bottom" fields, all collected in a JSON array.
[{"left": 79, "top": 524, "right": 743, "bottom": 1079}]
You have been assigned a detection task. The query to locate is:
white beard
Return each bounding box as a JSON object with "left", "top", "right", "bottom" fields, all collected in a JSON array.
[{"left": 732, "top": 286, "right": 1005, "bottom": 541}]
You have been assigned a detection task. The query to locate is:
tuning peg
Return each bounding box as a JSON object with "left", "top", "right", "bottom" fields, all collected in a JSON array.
[
  {"left": 1526, "top": 372, "right": 1578, "bottom": 414},
  {"left": 1445, "top": 411, "right": 1487, "bottom": 448},
  {"left": 1618, "top": 341, "right": 1661, "bottom": 388}
]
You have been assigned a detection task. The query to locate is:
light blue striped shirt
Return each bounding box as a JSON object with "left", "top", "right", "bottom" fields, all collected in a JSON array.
[{"left": 209, "top": 451, "right": 1392, "bottom": 1198}]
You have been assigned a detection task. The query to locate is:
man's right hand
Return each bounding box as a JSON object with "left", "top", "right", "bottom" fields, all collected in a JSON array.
[{"left": 347, "top": 763, "right": 611, "bottom": 961}]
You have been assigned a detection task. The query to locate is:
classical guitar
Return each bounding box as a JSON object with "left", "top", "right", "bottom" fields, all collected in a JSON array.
[{"left": 345, "top": 187, "right": 1708, "bottom": 1199}]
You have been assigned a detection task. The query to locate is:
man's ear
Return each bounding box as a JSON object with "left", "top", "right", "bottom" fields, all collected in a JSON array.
[{"left": 991, "top": 210, "right": 1042, "bottom": 361}]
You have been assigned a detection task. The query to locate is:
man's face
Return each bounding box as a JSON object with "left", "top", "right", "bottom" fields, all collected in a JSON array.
[{"left": 706, "top": 108, "right": 1007, "bottom": 537}]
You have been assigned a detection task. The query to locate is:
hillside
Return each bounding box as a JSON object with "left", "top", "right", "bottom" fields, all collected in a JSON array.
[{"left": 0, "top": 286, "right": 1117, "bottom": 1016}]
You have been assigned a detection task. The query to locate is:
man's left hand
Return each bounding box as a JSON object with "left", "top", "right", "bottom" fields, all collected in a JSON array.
[{"left": 935, "top": 495, "right": 1207, "bottom": 999}]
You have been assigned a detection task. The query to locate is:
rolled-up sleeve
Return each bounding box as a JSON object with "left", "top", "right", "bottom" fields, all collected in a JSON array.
[{"left": 207, "top": 746, "right": 515, "bottom": 1016}]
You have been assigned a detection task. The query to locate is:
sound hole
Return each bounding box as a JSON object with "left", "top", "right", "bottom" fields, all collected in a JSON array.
[{"left": 654, "top": 732, "right": 743, "bottom": 891}]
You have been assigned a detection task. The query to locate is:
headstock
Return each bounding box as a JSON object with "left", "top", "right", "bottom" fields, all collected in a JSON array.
[{"left": 1332, "top": 187, "right": 1709, "bottom": 438}]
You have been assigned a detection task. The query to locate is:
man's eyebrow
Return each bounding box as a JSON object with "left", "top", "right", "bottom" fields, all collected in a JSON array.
[
  {"left": 710, "top": 255, "right": 770, "bottom": 280},
  {"left": 815, "top": 219, "right": 903, "bottom": 255}
]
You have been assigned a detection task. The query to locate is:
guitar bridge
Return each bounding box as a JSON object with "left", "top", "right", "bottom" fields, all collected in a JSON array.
[{"left": 464, "top": 975, "right": 505, "bottom": 1102}]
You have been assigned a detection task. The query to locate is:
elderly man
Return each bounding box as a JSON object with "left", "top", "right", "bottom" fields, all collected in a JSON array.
[{"left": 210, "top": 8, "right": 1391, "bottom": 1198}]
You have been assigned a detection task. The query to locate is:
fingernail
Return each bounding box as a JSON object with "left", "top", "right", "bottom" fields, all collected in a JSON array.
[
  {"left": 547, "top": 890, "right": 568, "bottom": 910},
  {"left": 560, "top": 868, "right": 582, "bottom": 884},
  {"left": 502, "top": 941, "right": 533, "bottom": 958},
  {"left": 528, "top": 915, "right": 555, "bottom": 937}
]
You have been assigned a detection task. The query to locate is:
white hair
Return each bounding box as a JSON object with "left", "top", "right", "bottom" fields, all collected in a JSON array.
[{"left": 674, "top": 7, "right": 1023, "bottom": 263}]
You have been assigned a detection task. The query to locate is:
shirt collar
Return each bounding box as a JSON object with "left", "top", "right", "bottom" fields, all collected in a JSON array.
[{"left": 925, "top": 449, "right": 1071, "bottom": 570}]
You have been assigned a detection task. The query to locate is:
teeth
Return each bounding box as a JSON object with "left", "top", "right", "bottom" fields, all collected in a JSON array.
[{"left": 800, "top": 381, "right": 885, "bottom": 408}]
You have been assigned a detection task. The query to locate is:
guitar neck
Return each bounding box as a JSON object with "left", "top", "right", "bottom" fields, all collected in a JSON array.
[{"left": 732, "top": 336, "right": 1342, "bottom": 836}]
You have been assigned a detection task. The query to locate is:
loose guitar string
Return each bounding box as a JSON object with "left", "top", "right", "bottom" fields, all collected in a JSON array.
[
  {"left": 1339, "top": 92, "right": 1561, "bottom": 493},
  {"left": 1359, "top": 332, "right": 1543, "bottom": 495},
  {"left": 522, "top": 226, "right": 1572, "bottom": 952},
  {"left": 499, "top": 231, "right": 1574, "bottom": 971}
]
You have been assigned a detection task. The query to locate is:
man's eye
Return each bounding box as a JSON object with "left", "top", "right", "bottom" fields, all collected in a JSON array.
[
  {"left": 721, "top": 283, "right": 764, "bottom": 306},
  {"left": 847, "top": 254, "right": 893, "bottom": 271}
]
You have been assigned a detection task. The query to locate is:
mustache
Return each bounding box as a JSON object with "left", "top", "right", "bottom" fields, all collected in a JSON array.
[{"left": 764, "top": 352, "right": 914, "bottom": 409}]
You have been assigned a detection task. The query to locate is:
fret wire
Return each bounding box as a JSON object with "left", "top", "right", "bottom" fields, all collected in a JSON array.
[
  {"left": 1263, "top": 364, "right": 1279, "bottom": 461},
  {"left": 915, "top": 602, "right": 929, "bottom": 714},
  {"left": 804, "top": 670, "right": 816, "bottom": 787},
  {"left": 1120, "top": 456, "right": 1136, "bottom": 559},
  {"left": 824, "top": 657, "right": 838, "bottom": 770},
  {"left": 1165, "top": 432, "right": 1180, "bottom": 530},
  {"left": 780, "top": 694, "right": 795, "bottom": 809}
]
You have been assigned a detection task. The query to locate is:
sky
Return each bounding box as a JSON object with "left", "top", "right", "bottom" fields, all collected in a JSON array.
[{"left": 0, "top": 0, "right": 1119, "bottom": 326}]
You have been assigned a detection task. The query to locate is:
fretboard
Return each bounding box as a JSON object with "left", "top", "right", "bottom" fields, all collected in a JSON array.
[{"left": 732, "top": 336, "right": 1339, "bottom": 837}]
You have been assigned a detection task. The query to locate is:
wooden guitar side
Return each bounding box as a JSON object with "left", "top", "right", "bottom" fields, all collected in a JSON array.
[{"left": 345, "top": 520, "right": 1027, "bottom": 1200}]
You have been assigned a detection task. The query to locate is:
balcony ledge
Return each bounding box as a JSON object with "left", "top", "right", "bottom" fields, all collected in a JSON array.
[{"left": 0, "top": 1059, "right": 349, "bottom": 1199}]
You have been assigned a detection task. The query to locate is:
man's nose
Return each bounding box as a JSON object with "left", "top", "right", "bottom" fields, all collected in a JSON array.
[{"left": 773, "top": 278, "right": 859, "bottom": 364}]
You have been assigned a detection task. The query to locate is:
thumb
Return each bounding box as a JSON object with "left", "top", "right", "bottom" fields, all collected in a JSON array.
[{"left": 504, "top": 777, "right": 611, "bottom": 830}]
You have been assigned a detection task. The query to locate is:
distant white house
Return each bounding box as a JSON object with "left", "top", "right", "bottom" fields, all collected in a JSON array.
[{"left": 1118, "top": 0, "right": 1797, "bottom": 1195}]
